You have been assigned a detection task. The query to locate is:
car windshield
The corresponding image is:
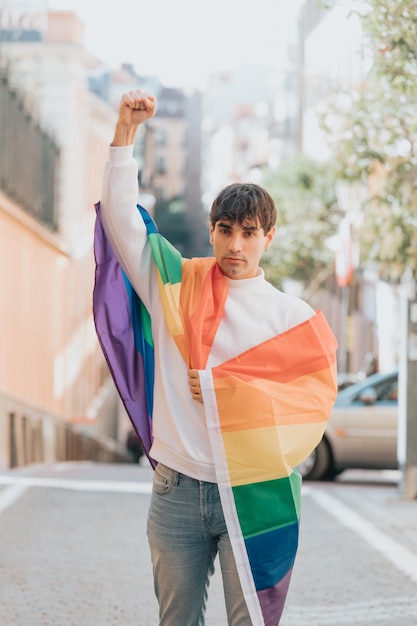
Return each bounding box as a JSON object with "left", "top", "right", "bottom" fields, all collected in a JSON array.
[{"left": 336, "top": 370, "right": 398, "bottom": 404}]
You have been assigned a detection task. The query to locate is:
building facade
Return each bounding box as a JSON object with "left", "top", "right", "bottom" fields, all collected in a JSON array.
[{"left": 0, "top": 10, "right": 126, "bottom": 469}]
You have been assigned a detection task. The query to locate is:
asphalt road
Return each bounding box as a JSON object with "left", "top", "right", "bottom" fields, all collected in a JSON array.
[{"left": 0, "top": 462, "right": 416, "bottom": 626}]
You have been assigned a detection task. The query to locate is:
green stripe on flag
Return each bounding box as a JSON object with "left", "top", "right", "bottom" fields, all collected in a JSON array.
[
  {"left": 148, "top": 233, "right": 182, "bottom": 286},
  {"left": 232, "top": 471, "right": 301, "bottom": 538},
  {"left": 140, "top": 301, "right": 153, "bottom": 348}
]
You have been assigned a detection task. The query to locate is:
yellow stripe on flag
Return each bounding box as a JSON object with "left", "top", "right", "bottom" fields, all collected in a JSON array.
[{"left": 222, "top": 421, "right": 327, "bottom": 487}]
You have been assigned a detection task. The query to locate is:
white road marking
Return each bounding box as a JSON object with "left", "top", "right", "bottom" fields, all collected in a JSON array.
[
  {"left": 0, "top": 474, "right": 152, "bottom": 494},
  {"left": 0, "top": 483, "right": 29, "bottom": 516},
  {"left": 308, "top": 488, "right": 417, "bottom": 584},
  {"left": 53, "top": 461, "right": 94, "bottom": 471},
  {"left": 2, "top": 475, "right": 416, "bottom": 591}
]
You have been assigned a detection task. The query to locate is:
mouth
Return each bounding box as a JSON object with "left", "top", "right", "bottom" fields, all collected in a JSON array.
[{"left": 224, "top": 256, "right": 244, "bottom": 262}]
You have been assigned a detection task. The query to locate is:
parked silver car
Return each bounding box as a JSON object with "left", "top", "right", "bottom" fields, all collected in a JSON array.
[{"left": 298, "top": 370, "right": 398, "bottom": 480}]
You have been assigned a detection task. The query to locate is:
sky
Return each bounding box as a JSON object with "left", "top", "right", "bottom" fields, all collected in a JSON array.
[{"left": 43, "top": 0, "right": 305, "bottom": 89}]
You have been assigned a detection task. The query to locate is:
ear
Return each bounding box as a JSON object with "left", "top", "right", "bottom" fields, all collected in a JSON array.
[
  {"left": 209, "top": 222, "right": 214, "bottom": 245},
  {"left": 264, "top": 225, "right": 276, "bottom": 251}
]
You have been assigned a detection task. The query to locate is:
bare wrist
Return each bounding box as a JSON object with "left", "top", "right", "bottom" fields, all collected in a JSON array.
[{"left": 111, "top": 123, "right": 139, "bottom": 147}]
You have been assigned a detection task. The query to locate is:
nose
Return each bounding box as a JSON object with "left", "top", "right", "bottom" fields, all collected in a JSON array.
[{"left": 228, "top": 233, "right": 243, "bottom": 252}]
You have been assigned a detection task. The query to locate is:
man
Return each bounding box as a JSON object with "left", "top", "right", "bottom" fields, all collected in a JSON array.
[{"left": 93, "top": 89, "right": 338, "bottom": 626}]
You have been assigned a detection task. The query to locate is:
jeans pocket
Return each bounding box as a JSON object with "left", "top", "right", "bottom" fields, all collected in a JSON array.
[{"left": 153, "top": 463, "right": 178, "bottom": 495}]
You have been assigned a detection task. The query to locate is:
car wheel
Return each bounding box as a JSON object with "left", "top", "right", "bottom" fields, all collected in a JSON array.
[{"left": 297, "top": 438, "right": 333, "bottom": 481}]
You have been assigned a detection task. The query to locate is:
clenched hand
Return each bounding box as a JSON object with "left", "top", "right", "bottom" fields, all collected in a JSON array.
[{"left": 112, "top": 88, "right": 156, "bottom": 147}]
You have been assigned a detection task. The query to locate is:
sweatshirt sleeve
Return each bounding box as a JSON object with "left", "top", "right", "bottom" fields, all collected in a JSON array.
[{"left": 100, "top": 144, "right": 155, "bottom": 310}]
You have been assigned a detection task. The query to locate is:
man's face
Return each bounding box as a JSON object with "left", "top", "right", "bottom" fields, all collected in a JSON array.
[{"left": 209, "top": 219, "right": 275, "bottom": 280}]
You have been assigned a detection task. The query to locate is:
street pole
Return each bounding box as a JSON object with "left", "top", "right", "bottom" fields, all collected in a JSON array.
[
  {"left": 399, "top": 294, "right": 417, "bottom": 499},
  {"left": 335, "top": 216, "right": 354, "bottom": 373},
  {"left": 334, "top": 180, "right": 366, "bottom": 374}
]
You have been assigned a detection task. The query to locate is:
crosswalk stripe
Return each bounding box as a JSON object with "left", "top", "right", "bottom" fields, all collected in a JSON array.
[{"left": 0, "top": 474, "right": 152, "bottom": 494}]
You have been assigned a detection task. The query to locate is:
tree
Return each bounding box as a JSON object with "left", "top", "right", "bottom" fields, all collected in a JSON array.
[
  {"left": 320, "top": 0, "right": 417, "bottom": 499},
  {"left": 320, "top": 0, "right": 417, "bottom": 282},
  {"left": 154, "top": 196, "right": 193, "bottom": 256},
  {"left": 261, "top": 156, "right": 341, "bottom": 296}
]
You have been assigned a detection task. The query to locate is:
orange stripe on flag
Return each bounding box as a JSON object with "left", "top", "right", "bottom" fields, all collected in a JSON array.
[
  {"left": 213, "top": 311, "right": 337, "bottom": 384},
  {"left": 213, "top": 363, "right": 337, "bottom": 432},
  {"left": 178, "top": 260, "right": 228, "bottom": 369}
]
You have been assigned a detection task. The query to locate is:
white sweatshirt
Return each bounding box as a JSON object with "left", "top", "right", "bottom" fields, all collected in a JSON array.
[{"left": 100, "top": 144, "right": 315, "bottom": 482}]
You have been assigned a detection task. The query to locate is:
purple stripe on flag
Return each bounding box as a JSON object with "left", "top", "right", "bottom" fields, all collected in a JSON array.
[
  {"left": 93, "top": 205, "right": 155, "bottom": 466},
  {"left": 257, "top": 568, "right": 293, "bottom": 625}
]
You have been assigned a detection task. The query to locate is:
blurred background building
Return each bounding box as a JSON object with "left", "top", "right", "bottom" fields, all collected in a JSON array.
[
  {"left": 0, "top": 3, "right": 207, "bottom": 469},
  {"left": 0, "top": 7, "right": 124, "bottom": 469}
]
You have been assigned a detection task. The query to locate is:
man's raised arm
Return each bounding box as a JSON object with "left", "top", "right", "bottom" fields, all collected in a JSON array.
[{"left": 99, "top": 89, "right": 157, "bottom": 309}]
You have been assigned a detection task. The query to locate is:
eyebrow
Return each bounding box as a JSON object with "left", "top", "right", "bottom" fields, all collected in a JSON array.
[{"left": 216, "top": 221, "right": 259, "bottom": 232}]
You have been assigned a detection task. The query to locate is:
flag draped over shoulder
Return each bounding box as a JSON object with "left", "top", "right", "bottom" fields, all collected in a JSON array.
[
  {"left": 93, "top": 203, "right": 157, "bottom": 467},
  {"left": 199, "top": 314, "right": 337, "bottom": 625},
  {"left": 93, "top": 202, "right": 338, "bottom": 626}
]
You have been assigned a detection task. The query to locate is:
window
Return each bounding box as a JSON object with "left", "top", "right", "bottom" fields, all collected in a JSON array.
[
  {"left": 155, "top": 156, "right": 167, "bottom": 175},
  {"left": 154, "top": 128, "right": 168, "bottom": 146}
]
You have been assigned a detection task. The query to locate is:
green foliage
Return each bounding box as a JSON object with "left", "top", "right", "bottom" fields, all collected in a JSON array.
[
  {"left": 154, "top": 196, "right": 192, "bottom": 256},
  {"left": 360, "top": 0, "right": 417, "bottom": 88},
  {"left": 261, "top": 156, "right": 341, "bottom": 292},
  {"left": 320, "top": 0, "right": 417, "bottom": 281}
]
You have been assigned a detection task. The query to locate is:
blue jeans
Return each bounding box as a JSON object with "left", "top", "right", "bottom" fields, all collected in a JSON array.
[{"left": 147, "top": 463, "right": 252, "bottom": 626}]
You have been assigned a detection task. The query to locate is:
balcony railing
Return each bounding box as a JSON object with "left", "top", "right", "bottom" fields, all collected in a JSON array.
[
  {"left": 1, "top": 389, "right": 132, "bottom": 470},
  {"left": 0, "top": 70, "right": 59, "bottom": 230}
]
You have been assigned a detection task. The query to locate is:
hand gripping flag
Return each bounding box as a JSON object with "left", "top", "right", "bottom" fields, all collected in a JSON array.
[{"left": 93, "top": 203, "right": 338, "bottom": 625}]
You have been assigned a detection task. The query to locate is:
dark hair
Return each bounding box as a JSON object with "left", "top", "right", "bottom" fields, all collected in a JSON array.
[{"left": 209, "top": 183, "right": 277, "bottom": 234}]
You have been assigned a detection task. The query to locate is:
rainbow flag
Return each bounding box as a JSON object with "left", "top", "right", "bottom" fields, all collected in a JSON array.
[
  {"left": 93, "top": 203, "right": 338, "bottom": 625},
  {"left": 200, "top": 313, "right": 337, "bottom": 624}
]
